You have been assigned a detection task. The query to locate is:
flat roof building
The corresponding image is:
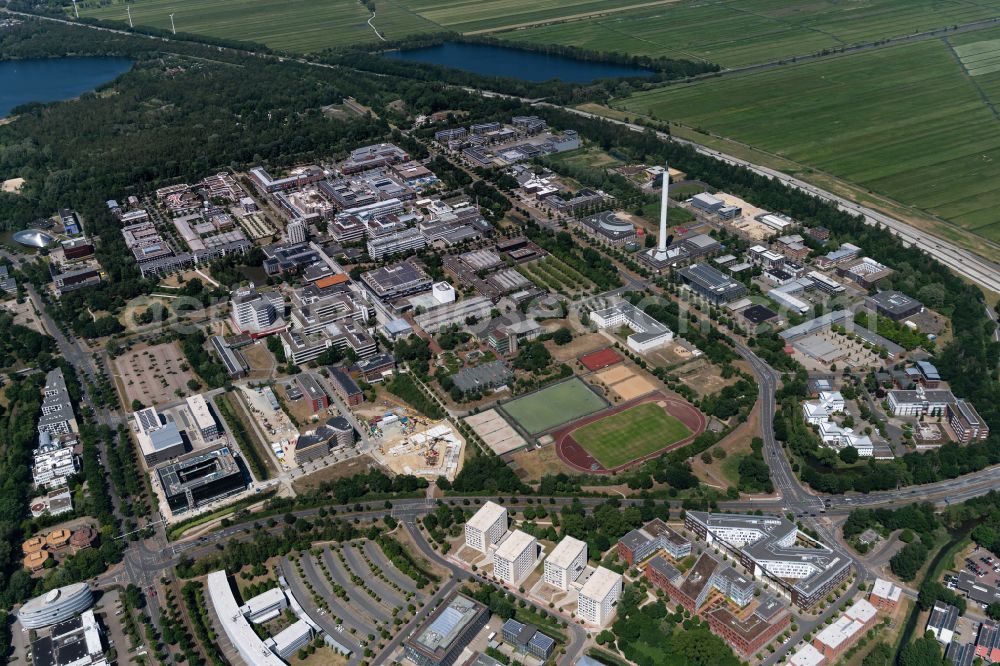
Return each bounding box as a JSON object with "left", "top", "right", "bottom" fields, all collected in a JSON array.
[
  {"left": 186, "top": 394, "right": 220, "bottom": 440},
  {"left": 452, "top": 361, "right": 512, "bottom": 394},
  {"left": 867, "top": 290, "right": 923, "bottom": 321},
  {"left": 590, "top": 302, "right": 674, "bottom": 353},
  {"left": 494, "top": 530, "right": 537, "bottom": 585},
  {"left": 685, "top": 511, "right": 852, "bottom": 610},
  {"left": 544, "top": 536, "right": 587, "bottom": 591},
  {"left": 404, "top": 592, "right": 490, "bottom": 666},
  {"left": 156, "top": 445, "right": 245, "bottom": 514},
  {"left": 206, "top": 571, "right": 286, "bottom": 666},
  {"left": 465, "top": 501, "right": 507, "bottom": 553},
  {"left": 361, "top": 261, "right": 433, "bottom": 300},
  {"left": 677, "top": 263, "right": 748, "bottom": 304},
  {"left": 578, "top": 566, "right": 622, "bottom": 627}
]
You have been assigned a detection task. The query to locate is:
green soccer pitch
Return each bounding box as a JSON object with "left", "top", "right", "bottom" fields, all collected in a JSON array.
[{"left": 571, "top": 402, "right": 691, "bottom": 469}]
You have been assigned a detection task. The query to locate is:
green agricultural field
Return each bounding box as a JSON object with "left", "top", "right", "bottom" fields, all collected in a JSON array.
[
  {"left": 501, "top": 0, "right": 1000, "bottom": 67},
  {"left": 394, "top": 0, "right": 646, "bottom": 34},
  {"left": 617, "top": 38, "right": 1000, "bottom": 242},
  {"left": 78, "top": 0, "right": 440, "bottom": 52},
  {"left": 572, "top": 402, "right": 691, "bottom": 469},
  {"left": 502, "top": 377, "right": 607, "bottom": 435}
]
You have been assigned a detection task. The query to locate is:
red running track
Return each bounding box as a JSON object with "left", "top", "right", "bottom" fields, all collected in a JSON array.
[{"left": 553, "top": 393, "right": 706, "bottom": 474}]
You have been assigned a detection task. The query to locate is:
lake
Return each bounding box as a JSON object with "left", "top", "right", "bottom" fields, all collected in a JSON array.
[
  {"left": 384, "top": 42, "right": 653, "bottom": 83},
  {"left": 0, "top": 57, "right": 134, "bottom": 117}
]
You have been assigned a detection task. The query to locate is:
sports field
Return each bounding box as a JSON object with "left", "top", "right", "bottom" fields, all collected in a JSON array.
[
  {"left": 572, "top": 402, "right": 691, "bottom": 469},
  {"left": 78, "top": 0, "right": 440, "bottom": 52},
  {"left": 617, "top": 38, "right": 1000, "bottom": 242},
  {"left": 501, "top": 0, "right": 1000, "bottom": 67},
  {"left": 501, "top": 377, "right": 607, "bottom": 435}
]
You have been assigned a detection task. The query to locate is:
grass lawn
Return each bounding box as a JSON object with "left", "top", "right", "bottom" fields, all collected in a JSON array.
[
  {"left": 572, "top": 402, "right": 691, "bottom": 469},
  {"left": 502, "top": 377, "right": 607, "bottom": 434},
  {"left": 501, "top": 0, "right": 1000, "bottom": 67},
  {"left": 719, "top": 452, "right": 745, "bottom": 487},
  {"left": 617, "top": 38, "right": 1000, "bottom": 243},
  {"left": 78, "top": 0, "right": 440, "bottom": 51}
]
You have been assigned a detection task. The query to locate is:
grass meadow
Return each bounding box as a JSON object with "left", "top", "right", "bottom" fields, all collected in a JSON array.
[
  {"left": 78, "top": 0, "right": 440, "bottom": 51},
  {"left": 572, "top": 402, "right": 691, "bottom": 469},
  {"left": 617, "top": 39, "right": 1000, "bottom": 242}
]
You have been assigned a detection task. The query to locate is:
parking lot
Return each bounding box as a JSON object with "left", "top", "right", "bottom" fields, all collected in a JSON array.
[{"left": 281, "top": 539, "right": 431, "bottom": 657}]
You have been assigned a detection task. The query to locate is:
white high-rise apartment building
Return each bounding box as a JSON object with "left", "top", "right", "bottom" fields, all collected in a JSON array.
[
  {"left": 465, "top": 501, "right": 508, "bottom": 553},
  {"left": 578, "top": 567, "right": 622, "bottom": 626},
  {"left": 544, "top": 536, "right": 587, "bottom": 591},
  {"left": 493, "top": 530, "right": 537, "bottom": 585}
]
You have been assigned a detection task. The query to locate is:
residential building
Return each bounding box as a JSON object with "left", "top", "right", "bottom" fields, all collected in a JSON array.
[
  {"left": 618, "top": 518, "right": 691, "bottom": 566},
  {"left": 578, "top": 567, "right": 622, "bottom": 626},
  {"left": 465, "top": 501, "right": 507, "bottom": 553},
  {"left": 493, "top": 530, "right": 537, "bottom": 585},
  {"left": 544, "top": 536, "right": 587, "bottom": 591},
  {"left": 704, "top": 594, "right": 790, "bottom": 658},
  {"left": 869, "top": 578, "right": 902, "bottom": 612},
  {"left": 812, "top": 599, "right": 878, "bottom": 660},
  {"left": 285, "top": 219, "right": 308, "bottom": 245},
  {"left": 294, "top": 416, "right": 354, "bottom": 465},
  {"left": 404, "top": 593, "right": 489, "bottom": 666}
]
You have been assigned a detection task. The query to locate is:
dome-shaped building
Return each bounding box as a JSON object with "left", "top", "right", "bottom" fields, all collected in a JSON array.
[
  {"left": 12, "top": 229, "right": 55, "bottom": 248},
  {"left": 18, "top": 583, "right": 94, "bottom": 629}
]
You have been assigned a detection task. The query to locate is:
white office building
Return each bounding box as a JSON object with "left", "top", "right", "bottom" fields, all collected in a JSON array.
[
  {"left": 494, "top": 530, "right": 537, "bottom": 585},
  {"left": 186, "top": 393, "right": 220, "bottom": 440},
  {"left": 578, "top": 567, "right": 622, "bottom": 626},
  {"left": 544, "top": 536, "right": 587, "bottom": 591},
  {"left": 465, "top": 501, "right": 508, "bottom": 553},
  {"left": 285, "top": 219, "right": 307, "bottom": 245},
  {"left": 589, "top": 301, "right": 673, "bottom": 353}
]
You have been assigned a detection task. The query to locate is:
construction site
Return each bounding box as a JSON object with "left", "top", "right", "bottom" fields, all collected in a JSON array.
[{"left": 367, "top": 412, "right": 466, "bottom": 482}]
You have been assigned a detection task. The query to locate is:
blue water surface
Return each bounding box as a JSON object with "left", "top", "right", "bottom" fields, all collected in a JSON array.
[
  {"left": 384, "top": 42, "right": 652, "bottom": 83},
  {"left": 0, "top": 56, "right": 133, "bottom": 117}
]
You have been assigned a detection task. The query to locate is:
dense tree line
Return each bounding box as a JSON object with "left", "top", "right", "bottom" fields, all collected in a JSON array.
[{"left": 446, "top": 455, "right": 528, "bottom": 494}]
